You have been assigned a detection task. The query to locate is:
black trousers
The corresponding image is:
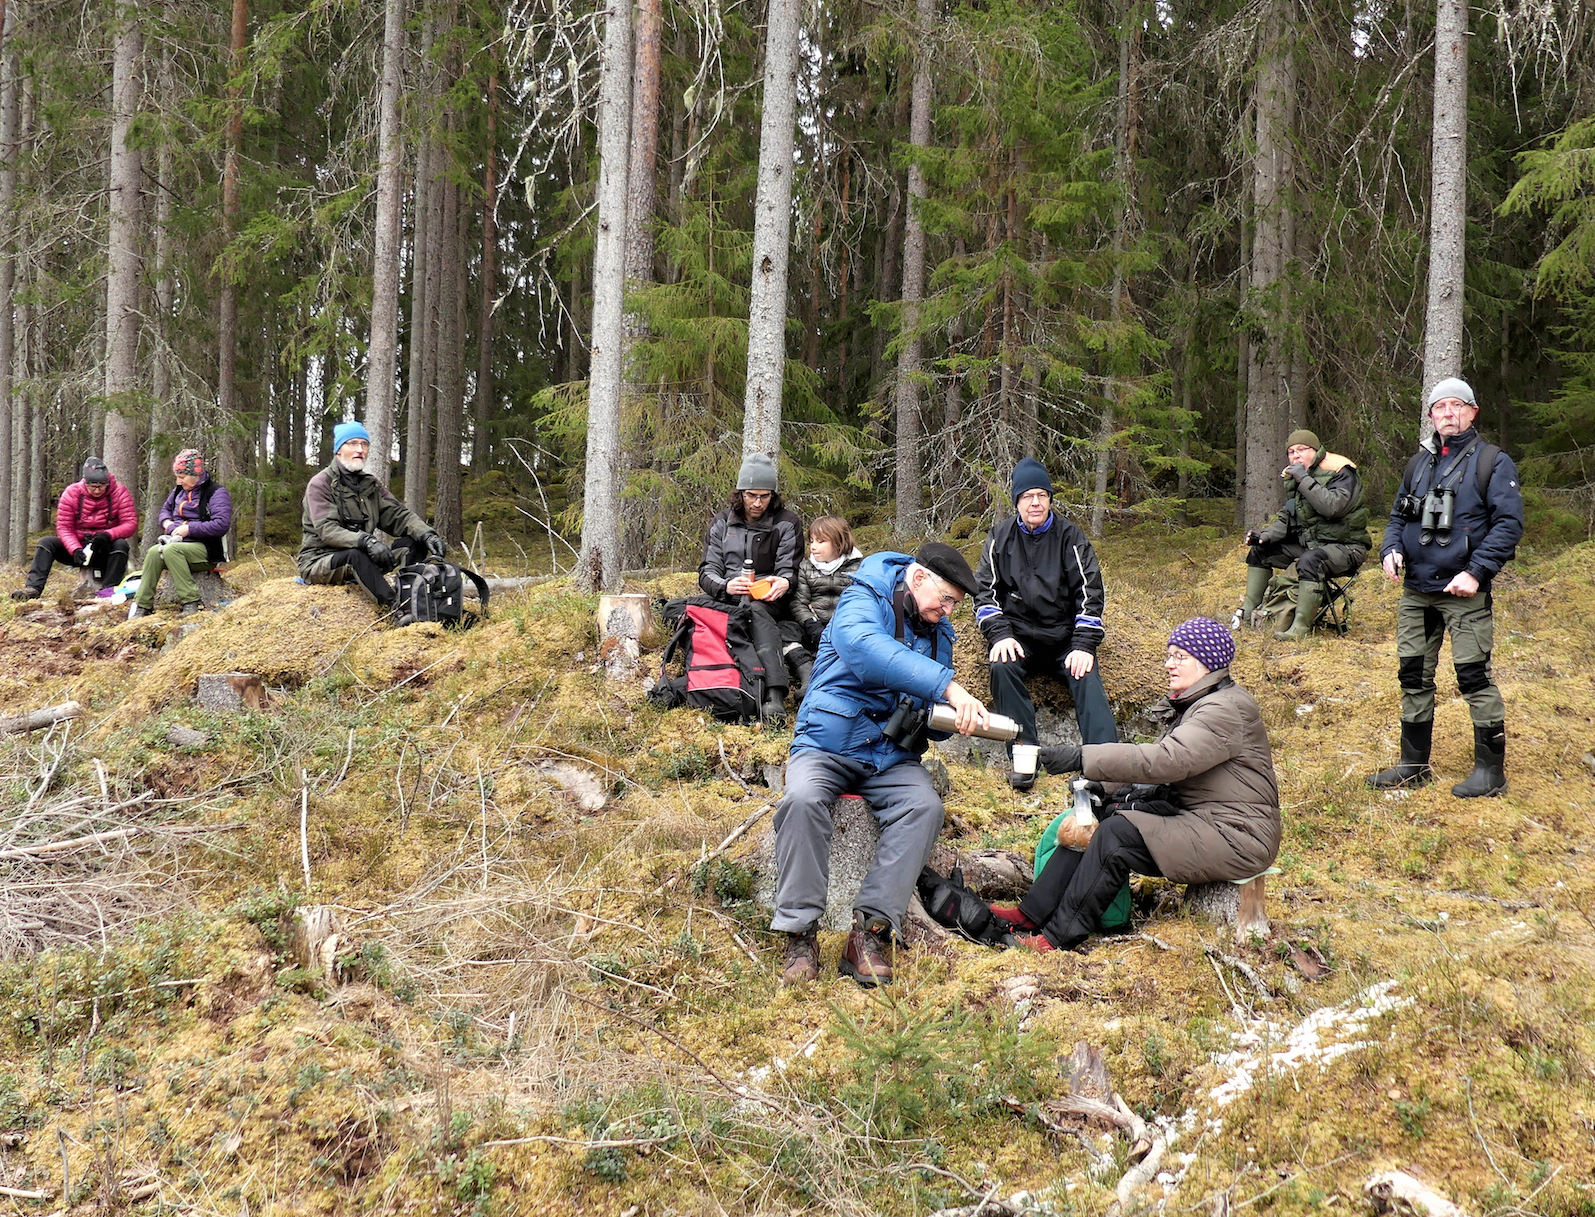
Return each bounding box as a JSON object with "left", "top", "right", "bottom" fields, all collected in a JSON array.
[
  {"left": 747, "top": 599, "right": 811, "bottom": 696},
  {"left": 1018, "top": 814, "right": 1159, "bottom": 949},
  {"left": 323, "top": 536, "right": 421, "bottom": 606},
  {"left": 25, "top": 535, "right": 131, "bottom": 593},
  {"left": 988, "top": 635, "right": 1119, "bottom": 748}
]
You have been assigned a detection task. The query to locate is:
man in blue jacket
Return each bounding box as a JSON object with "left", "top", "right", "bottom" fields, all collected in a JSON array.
[
  {"left": 774, "top": 542, "right": 990, "bottom": 987},
  {"left": 1369, "top": 378, "right": 1523, "bottom": 797}
]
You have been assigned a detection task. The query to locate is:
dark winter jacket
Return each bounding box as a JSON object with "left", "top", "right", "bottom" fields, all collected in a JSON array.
[
  {"left": 1258, "top": 449, "right": 1371, "bottom": 550},
  {"left": 1380, "top": 427, "right": 1523, "bottom": 592},
  {"left": 1083, "top": 668, "right": 1280, "bottom": 885},
  {"left": 159, "top": 477, "right": 234, "bottom": 567},
  {"left": 973, "top": 512, "right": 1106, "bottom": 655},
  {"left": 793, "top": 549, "right": 863, "bottom": 643},
  {"left": 792, "top": 552, "right": 956, "bottom": 772},
  {"left": 697, "top": 505, "right": 805, "bottom": 603},
  {"left": 297, "top": 460, "right": 436, "bottom": 575},
  {"left": 55, "top": 477, "right": 138, "bottom": 554}
]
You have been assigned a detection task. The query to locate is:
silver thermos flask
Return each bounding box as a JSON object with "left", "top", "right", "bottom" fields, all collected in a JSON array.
[{"left": 924, "top": 703, "right": 1020, "bottom": 742}]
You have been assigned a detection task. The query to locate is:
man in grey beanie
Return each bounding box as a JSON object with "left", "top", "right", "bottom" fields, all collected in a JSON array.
[
  {"left": 1369, "top": 378, "right": 1522, "bottom": 798},
  {"left": 697, "top": 451, "right": 812, "bottom": 721}
]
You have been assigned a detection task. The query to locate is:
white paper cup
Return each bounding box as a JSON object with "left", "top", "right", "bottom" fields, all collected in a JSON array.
[{"left": 1012, "top": 743, "right": 1039, "bottom": 776}]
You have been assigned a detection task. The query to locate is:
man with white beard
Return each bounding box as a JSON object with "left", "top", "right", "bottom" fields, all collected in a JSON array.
[{"left": 297, "top": 420, "right": 447, "bottom": 608}]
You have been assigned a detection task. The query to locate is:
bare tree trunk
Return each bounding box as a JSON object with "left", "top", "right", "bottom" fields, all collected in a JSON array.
[
  {"left": 143, "top": 59, "right": 174, "bottom": 548},
  {"left": 433, "top": 58, "right": 463, "bottom": 548},
  {"left": 892, "top": 0, "right": 933, "bottom": 538},
  {"left": 215, "top": 0, "right": 246, "bottom": 551},
  {"left": 944, "top": 235, "right": 965, "bottom": 430},
  {"left": 0, "top": 0, "right": 17, "bottom": 556},
  {"left": 741, "top": 0, "right": 800, "bottom": 461},
  {"left": 364, "top": 0, "right": 406, "bottom": 480},
  {"left": 1234, "top": 186, "right": 1250, "bottom": 529},
  {"left": 1422, "top": 0, "right": 1467, "bottom": 438},
  {"left": 577, "top": 0, "right": 631, "bottom": 593},
  {"left": 403, "top": 145, "right": 432, "bottom": 508},
  {"left": 103, "top": 0, "right": 143, "bottom": 494},
  {"left": 473, "top": 47, "right": 497, "bottom": 467},
  {"left": 1241, "top": 0, "right": 1292, "bottom": 533},
  {"left": 1090, "top": 6, "right": 1138, "bottom": 539},
  {"left": 619, "top": 0, "right": 660, "bottom": 565}
]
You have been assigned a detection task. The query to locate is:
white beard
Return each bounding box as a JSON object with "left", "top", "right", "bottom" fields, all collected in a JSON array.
[{"left": 337, "top": 455, "right": 367, "bottom": 473}]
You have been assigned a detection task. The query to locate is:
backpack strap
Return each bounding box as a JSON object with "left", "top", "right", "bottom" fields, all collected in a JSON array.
[
  {"left": 1474, "top": 442, "right": 1500, "bottom": 499},
  {"left": 455, "top": 564, "right": 491, "bottom": 616}
]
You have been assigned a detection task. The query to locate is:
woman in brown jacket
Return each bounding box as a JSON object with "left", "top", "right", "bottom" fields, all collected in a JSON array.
[{"left": 991, "top": 617, "right": 1281, "bottom": 952}]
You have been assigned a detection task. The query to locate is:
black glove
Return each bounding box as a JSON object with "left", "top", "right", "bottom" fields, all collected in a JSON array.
[
  {"left": 358, "top": 533, "right": 394, "bottom": 569},
  {"left": 424, "top": 532, "right": 447, "bottom": 561},
  {"left": 70, "top": 549, "right": 87, "bottom": 567},
  {"left": 1038, "top": 744, "right": 1084, "bottom": 775},
  {"left": 88, "top": 532, "right": 113, "bottom": 549},
  {"left": 1245, "top": 530, "right": 1261, "bottom": 546}
]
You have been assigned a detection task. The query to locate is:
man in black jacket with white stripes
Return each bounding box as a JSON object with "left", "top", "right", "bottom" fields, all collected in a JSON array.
[{"left": 975, "top": 459, "right": 1119, "bottom": 790}]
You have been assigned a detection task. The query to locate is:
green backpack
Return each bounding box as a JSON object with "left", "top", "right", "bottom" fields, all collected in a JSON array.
[{"left": 1032, "top": 813, "right": 1134, "bottom": 932}]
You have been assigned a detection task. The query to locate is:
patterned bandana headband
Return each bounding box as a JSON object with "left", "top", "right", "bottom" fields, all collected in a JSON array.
[
  {"left": 1167, "top": 617, "right": 1234, "bottom": 672},
  {"left": 172, "top": 449, "right": 205, "bottom": 478}
]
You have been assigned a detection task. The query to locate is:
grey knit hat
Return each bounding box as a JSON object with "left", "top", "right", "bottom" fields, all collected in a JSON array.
[
  {"left": 735, "top": 452, "right": 779, "bottom": 492},
  {"left": 1425, "top": 377, "right": 1477, "bottom": 412}
]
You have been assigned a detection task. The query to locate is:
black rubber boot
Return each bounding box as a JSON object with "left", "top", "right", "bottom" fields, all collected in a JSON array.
[
  {"left": 760, "top": 693, "right": 787, "bottom": 728},
  {"left": 1368, "top": 719, "right": 1434, "bottom": 789},
  {"left": 1452, "top": 723, "right": 1507, "bottom": 798},
  {"left": 790, "top": 655, "right": 814, "bottom": 701}
]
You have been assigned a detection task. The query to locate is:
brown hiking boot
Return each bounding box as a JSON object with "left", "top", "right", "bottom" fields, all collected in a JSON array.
[
  {"left": 779, "top": 930, "right": 820, "bottom": 986},
  {"left": 839, "top": 915, "right": 894, "bottom": 987}
]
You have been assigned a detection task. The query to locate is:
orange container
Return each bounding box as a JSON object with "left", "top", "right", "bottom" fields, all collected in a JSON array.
[{"left": 750, "top": 579, "right": 773, "bottom": 600}]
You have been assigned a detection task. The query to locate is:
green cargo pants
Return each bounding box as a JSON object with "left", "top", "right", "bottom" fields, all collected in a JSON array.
[
  {"left": 134, "top": 540, "right": 212, "bottom": 609},
  {"left": 1396, "top": 586, "right": 1504, "bottom": 726}
]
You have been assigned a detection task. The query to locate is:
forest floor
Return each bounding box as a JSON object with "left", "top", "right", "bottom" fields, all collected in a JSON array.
[{"left": 0, "top": 518, "right": 1591, "bottom": 1217}]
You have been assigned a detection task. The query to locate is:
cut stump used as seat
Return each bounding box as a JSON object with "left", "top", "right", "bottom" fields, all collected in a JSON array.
[
  {"left": 1184, "top": 866, "right": 1281, "bottom": 943},
  {"left": 752, "top": 794, "right": 880, "bottom": 933},
  {"left": 153, "top": 567, "right": 235, "bottom": 611}
]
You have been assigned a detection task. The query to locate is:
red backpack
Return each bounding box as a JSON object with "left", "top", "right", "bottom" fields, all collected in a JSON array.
[{"left": 649, "top": 597, "right": 768, "bottom": 723}]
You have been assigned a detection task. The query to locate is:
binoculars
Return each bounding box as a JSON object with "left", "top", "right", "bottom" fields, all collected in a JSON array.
[{"left": 1399, "top": 486, "right": 1455, "bottom": 546}]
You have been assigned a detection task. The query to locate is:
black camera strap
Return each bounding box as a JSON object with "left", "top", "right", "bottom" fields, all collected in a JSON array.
[{"left": 893, "top": 583, "right": 945, "bottom": 665}]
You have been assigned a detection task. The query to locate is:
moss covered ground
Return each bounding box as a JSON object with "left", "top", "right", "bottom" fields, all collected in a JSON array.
[{"left": 0, "top": 518, "right": 1591, "bottom": 1216}]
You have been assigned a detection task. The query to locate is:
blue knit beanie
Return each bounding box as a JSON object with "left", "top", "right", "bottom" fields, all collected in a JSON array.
[
  {"left": 333, "top": 421, "right": 371, "bottom": 453},
  {"left": 1011, "top": 458, "right": 1053, "bottom": 504},
  {"left": 1167, "top": 617, "right": 1234, "bottom": 673}
]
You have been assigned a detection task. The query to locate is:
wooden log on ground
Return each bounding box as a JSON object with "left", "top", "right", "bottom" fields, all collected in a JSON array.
[
  {"left": 1364, "top": 1170, "right": 1470, "bottom": 1217},
  {"left": 0, "top": 701, "right": 83, "bottom": 736},
  {"left": 1185, "top": 868, "right": 1277, "bottom": 943},
  {"left": 196, "top": 672, "right": 266, "bottom": 712}
]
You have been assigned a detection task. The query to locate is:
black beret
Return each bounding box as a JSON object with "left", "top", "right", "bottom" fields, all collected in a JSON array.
[{"left": 914, "top": 541, "right": 979, "bottom": 597}]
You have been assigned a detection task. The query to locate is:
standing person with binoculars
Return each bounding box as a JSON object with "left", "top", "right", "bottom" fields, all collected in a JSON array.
[
  {"left": 771, "top": 542, "right": 994, "bottom": 989},
  {"left": 1370, "top": 378, "right": 1523, "bottom": 797}
]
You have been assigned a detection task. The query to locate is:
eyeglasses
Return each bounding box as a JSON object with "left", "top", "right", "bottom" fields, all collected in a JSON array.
[
  {"left": 1429, "top": 399, "right": 1473, "bottom": 415},
  {"left": 341, "top": 440, "right": 371, "bottom": 451},
  {"left": 742, "top": 491, "right": 772, "bottom": 504},
  {"left": 924, "top": 576, "right": 961, "bottom": 612},
  {"left": 1017, "top": 491, "right": 1050, "bottom": 505}
]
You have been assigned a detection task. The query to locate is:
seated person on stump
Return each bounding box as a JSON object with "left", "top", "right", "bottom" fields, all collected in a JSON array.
[
  {"left": 974, "top": 458, "right": 1118, "bottom": 791},
  {"left": 1368, "top": 378, "right": 1522, "bottom": 798},
  {"left": 297, "top": 421, "right": 447, "bottom": 610},
  {"left": 128, "top": 449, "right": 232, "bottom": 620},
  {"left": 13, "top": 457, "right": 138, "bottom": 601},
  {"left": 697, "top": 453, "right": 812, "bottom": 720},
  {"left": 774, "top": 543, "right": 990, "bottom": 988},
  {"left": 990, "top": 618, "right": 1280, "bottom": 952},
  {"left": 1237, "top": 429, "right": 1371, "bottom": 640}
]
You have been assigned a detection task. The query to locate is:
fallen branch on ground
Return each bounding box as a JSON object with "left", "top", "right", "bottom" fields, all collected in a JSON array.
[
  {"left": 653, "top": 803, "right": 774, "bottom": 895},
  {"left": 0, "top": 701, "right": 82, "bottom": 737}
]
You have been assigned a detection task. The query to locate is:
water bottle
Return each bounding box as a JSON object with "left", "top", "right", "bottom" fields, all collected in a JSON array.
[
  {"left": 740, "top": 557, "right": 755, "bottom": 604},
  {"left": 924, "top": 703, "right": 1020, "bottom": 741},
  {"left": 1070, "top": 777, "right": 1100, "bottom": 828}
]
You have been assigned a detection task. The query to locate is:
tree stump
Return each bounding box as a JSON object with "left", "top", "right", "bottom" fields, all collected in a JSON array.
[
  {"left": 154, "top": 568, "right": 234, "bottom": 610},
  {"left": 597, "top": 593, "right": 659, "bottom": 647},
  {"left": 752, "top": 793, "right": 881, "bottom": 932},
  {"left": 1184, "top": 869, "right": 1276, "bottom": 942},
  {"left": 197, "top": 672, "right": 266, "bottom": 712},
  {"left": 955, "top": 849, "right": 1033, "bottom": 900},
  {"left": 291, "top": 906, "right": 349, "bottom": 987}
]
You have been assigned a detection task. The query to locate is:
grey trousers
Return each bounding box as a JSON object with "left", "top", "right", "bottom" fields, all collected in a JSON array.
[{"left": 771, "top": 748, "right": 945, "bottom": 935}]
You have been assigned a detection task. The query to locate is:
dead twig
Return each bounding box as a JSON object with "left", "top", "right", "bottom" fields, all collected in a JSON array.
[
  {"left": 653, "top": 804, "right": 774, "bottom": 895},
  {"left": 0, "top": 700, "right": 82, "bottom": 736},
  {"left": 1203, "top": 944, "right": 1273, "bottom": 1000}
]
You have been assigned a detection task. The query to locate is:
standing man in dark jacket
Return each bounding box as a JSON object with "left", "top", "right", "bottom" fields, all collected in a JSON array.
[
  {"left": 1237, "top": 429, "right": 1372, "bottom": 640},
  {"left": 774, "top": 544, "right": 990, "bottom": 988},
  {"left": 1369, "top": 378, "right": 1523, "bottom": 797},
  {"left": 298, "top": 421, "right": 447, "bottom": 608},
  {"left": 127, "top": 449, "right": 233, "bottom": 619},
  {"left": 12, "top": 457, "right": 138, "bottom": 600},
  {"left": 975, "top": 458, "right": 1118, "bottom": 790},
  {"left": 697, "top": 453, "right": 811, "bottom": 720}
]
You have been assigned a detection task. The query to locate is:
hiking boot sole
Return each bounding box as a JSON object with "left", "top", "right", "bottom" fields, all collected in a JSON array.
[{"left": 837, "top": 957, "right": 890, "bottom": 987}]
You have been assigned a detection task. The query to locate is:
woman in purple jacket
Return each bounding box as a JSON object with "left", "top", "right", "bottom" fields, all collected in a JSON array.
[{"left": 127, "top": 450, "right": 233, "bottom": 619}]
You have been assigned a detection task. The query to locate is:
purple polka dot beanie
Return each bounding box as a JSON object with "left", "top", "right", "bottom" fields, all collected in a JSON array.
[{"left": 1168, "top": 617, "right": 1234, "bottom": 673}]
